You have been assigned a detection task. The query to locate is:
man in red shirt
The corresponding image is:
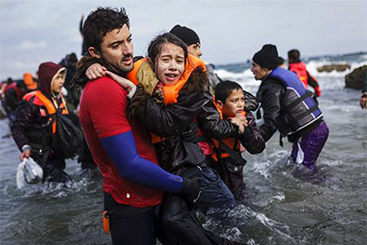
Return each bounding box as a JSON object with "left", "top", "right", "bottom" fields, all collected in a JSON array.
[{"left": 75, "top": 7, "right": 200, "bottom": 244}]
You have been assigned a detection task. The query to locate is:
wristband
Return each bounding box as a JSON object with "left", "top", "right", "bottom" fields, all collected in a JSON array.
[{"left": 22, "top": 145, "right": 31, "bottom": 152}]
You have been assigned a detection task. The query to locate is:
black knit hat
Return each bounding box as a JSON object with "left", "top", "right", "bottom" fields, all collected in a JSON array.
[
  {"left": 252, "top": 44, "right": 279, "bottom": 69},
  {"left": 169, "top": 24, "right": 200, "bottom": 46}
]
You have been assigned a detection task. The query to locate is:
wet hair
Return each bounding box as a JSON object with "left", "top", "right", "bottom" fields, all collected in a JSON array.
[
  {"left": 288, "top": 49, "right": 301, "bottom": 63},
  {"left": 214, "top": 80, "right": 243, "bottom": 103},
  {"left": 82, "top": 7, "right": 130, "bottom": 52},
  {"left": 147, "top": 32, "right": 188, "bottom": 69}
]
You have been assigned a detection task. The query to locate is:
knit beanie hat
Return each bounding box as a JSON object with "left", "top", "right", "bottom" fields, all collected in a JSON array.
[
  {"left": 252, "top": 44, "right": 279, "bottom": 69},
  {"left": 169, "top": 24, "right": 200, "bottom": 46}
]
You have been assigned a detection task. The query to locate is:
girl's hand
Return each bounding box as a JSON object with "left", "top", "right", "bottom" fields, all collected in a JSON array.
[
  {"left": 106, "top": 71, "right": 136, "bottom": 93},
  {"left": 86, "top": 63, "right": 107, "bottom": 80}
]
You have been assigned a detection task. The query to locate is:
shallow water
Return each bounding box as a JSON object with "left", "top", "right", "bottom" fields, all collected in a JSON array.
[{"left": 1, "top": 57, "right": 366, "bottom": 244}]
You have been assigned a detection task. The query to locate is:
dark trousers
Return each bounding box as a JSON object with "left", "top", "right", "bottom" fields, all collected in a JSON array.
[
  {"left": 104, "top": 192, "right": 158, "bottom": 245},
  {"left": 160, "top": 166, "right": 238, "bottom": 245},
  {"left": 197, "top": 165, "right": 235, "bottom": 213},
  {"left": 210, "top": 158, "right": 246, "bottom": 202}
]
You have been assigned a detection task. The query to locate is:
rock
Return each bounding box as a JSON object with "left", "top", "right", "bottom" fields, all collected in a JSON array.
[
  {"left": 317, "top": 64, "right": 351, "bottom": 73},
  {"left": 345, "top": 65, "right": 367, "bottom": 89}
]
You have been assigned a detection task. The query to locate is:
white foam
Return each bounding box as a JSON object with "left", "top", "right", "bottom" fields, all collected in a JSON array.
[{"left": 306, "top": 60, "right": 367, "bottom": 78}]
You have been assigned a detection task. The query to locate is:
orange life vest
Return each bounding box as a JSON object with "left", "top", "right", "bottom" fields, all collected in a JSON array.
[
  {"left": 210, "top": 98, "right": 246, "bottom": 161},
  {"left": 126, "top": 54, "right": 207, "bottom": 143},
  {"left": 23, "top": 90, "right": 68, "bottom": 134},
  {"left": 23, "top": 73, "right": 38, "bottom": 91}
]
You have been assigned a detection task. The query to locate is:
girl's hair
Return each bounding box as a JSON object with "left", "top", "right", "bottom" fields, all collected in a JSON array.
[
  {"left": 147, "top": 32, "right": 188, "bottom": 68},
  {"left": 215, "top": 80, "right": 243, "bottom": 103}
]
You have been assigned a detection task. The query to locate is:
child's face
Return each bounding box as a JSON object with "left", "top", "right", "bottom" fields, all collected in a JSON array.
[
  {"left": 51, "top": 70, "right": 66, "bottom": 94},
  {"left": 156, "top": 43, "right": 185, "bottom": 86},
  {"left": 221, "top": 89, "right": 245, "bottom": 117}
]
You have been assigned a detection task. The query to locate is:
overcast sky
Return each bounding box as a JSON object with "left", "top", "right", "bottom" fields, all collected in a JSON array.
[{"left": 0, "top": 0, "right": 366, "bottom": 80}]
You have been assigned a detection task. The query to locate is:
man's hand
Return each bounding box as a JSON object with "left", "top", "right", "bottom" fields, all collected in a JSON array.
[
  {"left": 106, "top": 71, "right": 136, "bottom": 93},
  {"left": 86, "top": 63, "right": 107, "bottom": 80},
  {"left": 20, "top": 148, "right": 31, "bottom": 161}
]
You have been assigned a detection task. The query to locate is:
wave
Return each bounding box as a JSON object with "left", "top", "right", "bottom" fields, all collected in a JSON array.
[
  {"left": 214, "top": 53, "right": 367, "bottom": 84},
  {"left": 306, "top": 59, "right": 367, "bottom": 78}
]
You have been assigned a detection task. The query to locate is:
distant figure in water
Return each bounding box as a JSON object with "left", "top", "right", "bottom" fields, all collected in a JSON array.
[
  {"left": 277, "top": 56, "right": 287, "bottom": 69},
  {"left": 360, "top": 73, "right": 367, "bottom": 109},
  {"left": 252, "top": 44, "right": 329, "bottom": 174},
  {"left": 288, "top": 49, "right": 321, "bottom": 98}
]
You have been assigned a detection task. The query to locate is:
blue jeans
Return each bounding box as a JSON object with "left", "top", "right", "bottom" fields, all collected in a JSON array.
[{"left": 197, "top": 166, "right": 236, "bottom": 214}]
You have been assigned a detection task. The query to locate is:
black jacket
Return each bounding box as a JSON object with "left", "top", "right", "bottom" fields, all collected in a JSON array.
[
  {"left": 129, "top": 67, "right": 208, "bottom": 172},
  {"left": 257, "top": 76, "right": 322, "bottom": 142}
]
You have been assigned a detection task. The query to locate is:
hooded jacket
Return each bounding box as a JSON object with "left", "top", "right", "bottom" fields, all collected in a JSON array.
[{"left": 11, "top": 62, "right": 67, "bottom": 160}]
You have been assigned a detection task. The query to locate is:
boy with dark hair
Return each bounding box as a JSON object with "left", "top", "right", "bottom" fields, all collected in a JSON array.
[
  {"left": 288, "top": 49, "right": 321, "bottom": 97},
  {"left": 197, "top": 80, "right": 265, "bottom": 201}
]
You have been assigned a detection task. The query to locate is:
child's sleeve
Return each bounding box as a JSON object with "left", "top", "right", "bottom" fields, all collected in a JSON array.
[
  {"left": 239, "top": 112, "right": 265, "bottom": 154},
  {"left": 197, "top": 93, "right": 239, "bottom": 140}
]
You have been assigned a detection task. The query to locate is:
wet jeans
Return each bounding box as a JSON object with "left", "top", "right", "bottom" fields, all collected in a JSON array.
[
  {"left": 291, "top": 121, "right": 329, "bottom": 170},
  {"left": 197, "top": 166, "right": 236, "bottom": 214}
]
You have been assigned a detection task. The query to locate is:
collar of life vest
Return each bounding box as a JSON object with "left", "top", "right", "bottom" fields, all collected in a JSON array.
[
  {"left": 212, "top": 95, "right": 246, "bottom": 119},
  {"left": 126, "top": 54, "right": 207, "bottom": 105}
]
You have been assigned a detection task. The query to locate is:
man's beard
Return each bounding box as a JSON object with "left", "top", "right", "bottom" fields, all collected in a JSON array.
[{"left": 100, "top": 54, "right": 133, "bottom": 77}]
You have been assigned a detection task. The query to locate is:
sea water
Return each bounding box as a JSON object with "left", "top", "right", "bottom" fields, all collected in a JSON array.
[{"left": 0, "top": 52, "right": 366, "bottom": 244}]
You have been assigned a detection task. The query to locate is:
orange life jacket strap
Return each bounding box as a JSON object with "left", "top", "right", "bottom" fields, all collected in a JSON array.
[
  {"left": 23, "top": 90, "right": 68, "bottom": 134},
  {"left": 210, "top": 99, "right": 246, "bottom": 160},
  {"left": 24, "top": 91, "right": 56, "bottom": 114},
  {"left": 150, "top": 133, "right": 166, "bottom": 144}
]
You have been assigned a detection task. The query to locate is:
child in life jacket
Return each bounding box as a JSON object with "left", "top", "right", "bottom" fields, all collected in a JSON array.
[
  {"left": 197, "top": 80, "right": 265, "bottom": 202},
  {"left": 84, "top": 33, "right": 239, "bottom": 244}
]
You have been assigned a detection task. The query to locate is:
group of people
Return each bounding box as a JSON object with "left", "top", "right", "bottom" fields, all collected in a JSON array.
[
  {"left": 1, "top": 51, "right": 96, "bottom": 185},
  {"left": 3, "top": 6, "right": 332, "bottom": 245}
]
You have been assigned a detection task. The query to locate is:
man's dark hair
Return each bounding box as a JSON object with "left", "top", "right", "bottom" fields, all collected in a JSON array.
[
  {"left": 147, "top": 32, "right": 188, "bottom": 69},
  {"left": 82, "top": 7, "right": 130, "bottom": 52},
  {"left": 214, "top": 80, "right": 243, "bottom": 103},
  {"left": 288, "top": 49, "right": 301, "bottom": 63}
]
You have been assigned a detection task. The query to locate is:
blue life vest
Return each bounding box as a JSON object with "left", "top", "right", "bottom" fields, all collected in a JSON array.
[{"left": 268, "top": 67, "right": 323, "bottom": 136}]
